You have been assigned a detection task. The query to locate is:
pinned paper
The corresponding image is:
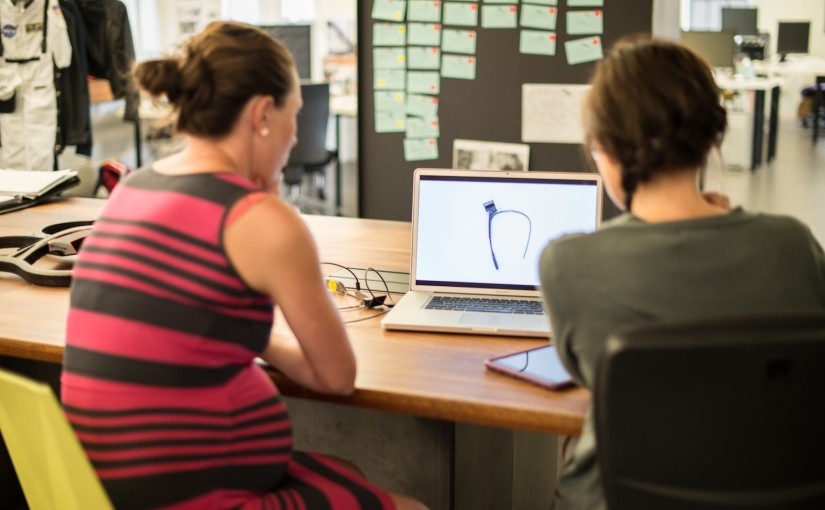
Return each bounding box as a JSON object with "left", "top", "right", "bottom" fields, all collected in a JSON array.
[
  {"left": 522, "top": 83, "right": 589, "bottom": 143},
  {"left": 407, "top": 71, "right": 441, "bottom": 94},
  {"left": 520, "top": 4, "right": 557, "bottom": 30},
  {"left": 407, "top": 115, "right": 441, "bottom": 138},
  {"left": 567, "top": 10, "right": 603, "bottom": 35},
  {"left": 373, "top": 23, "right": 407, "bottom": 46},
  {"left": 375, "top": 111, "right": 407, "bottom": 133},
  {"left": 565, "top": 36, "right": 603, "bottom": 65},
  {"left": 408, "top": 0, "right": 443, "bottom": 22},
  {"left": 372, "top": 0, "right": 407, "bottom": 21},
  {"left": 404, "top": 138, "right": 439, "bottom": 161},
  {"left": 408, "top": 22, "right": 442, "bottom": 45},
  {"left": 441, "top": 29, "right": 477, "bottom": 54},
  {"left": 568, "top": 0, "right": 602, "bottom": 6},
  {"left": 484, "top": 0, "right": 516, "bottom": 3},
  {"left": 520, "top": 30, "right": 557, "bottom": 56},
  {"left": 407, "top": 93, "right": 440, "bottom": 117},
  {"left": 443, "top": 2, "right": 478, "bottom": 26},
  {"left": 375, "top": 91, "right": 407, "bottom": 112},
  {"left": 523, "top": 0, "right": 557, "bottom": 4},
  {"left": 408, "top": 46, "right": 442, "bottom": 69},
  {"left": 374, "top": 47, "right": 407, "bottom": 69},
  {"left": 481, "top": 5, "right": 518, "bottom": 28},
  {"left": 374, "top": 69, "right": 406, "bottom": 90},
  {"left": 442, "top": 54, "right": 477, "bottom": 79}
]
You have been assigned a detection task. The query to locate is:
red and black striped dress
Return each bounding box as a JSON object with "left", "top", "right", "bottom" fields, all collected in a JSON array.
[{"left": 61, "top": 169, "right": 395, "bottom": 510}]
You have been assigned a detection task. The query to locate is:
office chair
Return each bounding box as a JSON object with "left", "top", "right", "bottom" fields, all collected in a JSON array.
[
  {"left": 595, "top": 311, "right": 825, "bottom": 510},
  {"left": 0, "top": 368, "right": 114, "bottom": 509},
  {"left": 813, "top": 76, "right": 825, "bottom": 143},
  {"left": 282, "top": 82, "right": 337, "bottom": 213}
]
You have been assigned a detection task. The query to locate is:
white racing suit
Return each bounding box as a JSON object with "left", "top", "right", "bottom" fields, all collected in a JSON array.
[{"left": 0, "top": 0, "right": 71, "bottom": 171}]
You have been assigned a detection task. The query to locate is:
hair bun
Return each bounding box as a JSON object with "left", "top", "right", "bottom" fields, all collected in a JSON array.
[
  {"left": 134, "top": 58, "right": 183, "bottom": 103},
  {"left": 178, "top": 50, "right": 215, "bottom": 112}
]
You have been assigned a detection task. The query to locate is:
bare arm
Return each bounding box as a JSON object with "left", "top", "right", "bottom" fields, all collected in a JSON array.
[{"left": 224, "top": 196, "right": 356, "bottom": 395}]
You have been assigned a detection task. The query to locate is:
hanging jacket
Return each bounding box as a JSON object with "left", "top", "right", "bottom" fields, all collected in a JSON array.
[{"left": 56, "top": 0, "right": 91, "bottom": 155}]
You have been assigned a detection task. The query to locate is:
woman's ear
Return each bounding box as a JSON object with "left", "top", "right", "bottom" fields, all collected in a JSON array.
[{"left": 249, "top": 95, "right": 275, "bottom": 136}]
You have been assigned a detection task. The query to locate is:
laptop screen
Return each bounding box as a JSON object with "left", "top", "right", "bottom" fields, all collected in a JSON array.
[{"left": 412, "top": 170, "right": 602, "bottom": 293}]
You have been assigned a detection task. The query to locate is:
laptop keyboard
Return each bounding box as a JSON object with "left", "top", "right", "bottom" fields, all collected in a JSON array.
[{"left": 426, "top": 296, "right": 545, "bottom": 315}]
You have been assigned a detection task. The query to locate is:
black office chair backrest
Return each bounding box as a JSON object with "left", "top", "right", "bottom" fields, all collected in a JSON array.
[
  {"left": 288, "top": 82, "right": 331, "bottom": 166},
  {"left": 595, "top": 311, "right": 825, "bottom": 510}
]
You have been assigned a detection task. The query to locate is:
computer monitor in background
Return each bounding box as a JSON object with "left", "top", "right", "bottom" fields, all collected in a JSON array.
[
  {"left": 722, "top": 7, "right": 758, "bottom": 35},
  {"left": 680, "top": 30, "right": 737, "bottom": 70},
  {"left": 777, "top": 22, "right": 811, "bottom": 61},
  {"left": 259, "top": 24, "right": 313, "bottom": 80}
]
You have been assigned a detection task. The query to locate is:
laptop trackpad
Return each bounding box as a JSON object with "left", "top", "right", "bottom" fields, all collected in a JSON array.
[{"left": 459, "top": 312, "right": 520, "bottom": 327}]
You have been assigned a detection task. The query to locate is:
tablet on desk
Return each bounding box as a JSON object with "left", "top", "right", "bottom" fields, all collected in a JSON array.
[{"left": 484, "top": 344, "right": 575, "bottom": 391}]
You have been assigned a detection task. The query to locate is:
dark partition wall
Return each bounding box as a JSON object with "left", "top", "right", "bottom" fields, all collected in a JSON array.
[{"left": 358, "top": 0, "right": 653, "bottom": 221}]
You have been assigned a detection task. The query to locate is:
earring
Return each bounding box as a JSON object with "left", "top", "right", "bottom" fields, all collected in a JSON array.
[{"left": 260, "top": 127, "right": 270, "bottom": 137}]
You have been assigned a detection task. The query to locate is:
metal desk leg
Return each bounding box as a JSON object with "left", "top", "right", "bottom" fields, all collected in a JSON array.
[
  {"left": 767, "top": 86, "right": 779, "bottom": 162},
  {"left": 334, "top": 113, "right": 342, "bottom": 216},
  {"left": 751, "top": 89, "right": 765, "bottom": 172}
]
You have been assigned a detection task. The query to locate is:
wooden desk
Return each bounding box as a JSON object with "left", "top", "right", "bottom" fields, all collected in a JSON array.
[{"left": 0, "top": 198, "right": 588, "bottom": 437}]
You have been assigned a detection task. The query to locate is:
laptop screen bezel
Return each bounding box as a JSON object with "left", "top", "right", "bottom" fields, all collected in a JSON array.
[{"left": 409, "top": 168, "right": 603, "bottom": 297}]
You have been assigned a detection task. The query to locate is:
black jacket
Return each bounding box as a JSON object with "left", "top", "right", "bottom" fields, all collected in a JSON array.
[{"left": 56, "top": 0, "right": 92, "bottom": 155}]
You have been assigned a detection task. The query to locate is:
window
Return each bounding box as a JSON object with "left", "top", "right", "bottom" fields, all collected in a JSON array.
[{"left": 282, "top": 0, "right": 315, "bottom": 22}]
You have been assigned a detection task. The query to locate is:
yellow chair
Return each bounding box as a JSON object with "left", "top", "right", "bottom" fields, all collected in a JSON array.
[{"left": 0, "top": 368, "right": 113, "bottom": 509}]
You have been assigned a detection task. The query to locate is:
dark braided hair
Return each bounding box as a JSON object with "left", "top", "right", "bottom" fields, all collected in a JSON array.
[{"left": 583, "top": 35, "right": 727, "bottom": 211}]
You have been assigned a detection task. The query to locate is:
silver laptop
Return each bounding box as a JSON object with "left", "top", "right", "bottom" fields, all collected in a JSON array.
[{"left": 381, "top": 168, "right": 602, "bottom": 338}]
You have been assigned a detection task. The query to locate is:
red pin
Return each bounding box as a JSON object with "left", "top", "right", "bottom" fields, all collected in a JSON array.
[
  {"left": 428, "top": 139, "right": 435, "bottom": 145},
  {"left": 468, "top": 31, "right": 475, "bottom": 38},
  {"left": 431, "top": 97, "right": 439, "bottom": 104},
  {"left": 430, "top": 85, "right": 436, "bottom": 90},
  {"left": 550, "top": 8, "right": 556, "bottom": 14},
  {"left": 471, "top": 4, "right": 477, "bottom": 10},
  {"left": 431, "top": 47, "right": 439, "bottom": 53},
  {"left": 509, "top": 6, "right": 516, "bottom": 13},
  {"left": 593, "top": 38, "right": 599, "bottom": 45},
  {"left": 434, "top": 1, "right": 439, "bottom": 6},
  {"left": 468, "top": 57, "right": 474, "bottom": 64},
  {"left": 434, "top": 24, "right": 441, "bottom": 31},
  {"left": 431, "top": 120, "right": 438, "bottom": 126},
  {"left": 594, "top": 10, "right": 601, "bottom": 16},
  {"left": 550, "top": 34, "right": 557, "bottom": 41}
]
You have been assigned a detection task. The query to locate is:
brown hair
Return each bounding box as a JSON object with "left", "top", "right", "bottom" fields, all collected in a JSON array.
[
  {"left": 134, "top": 21, "right": 296, "bottom": 138},
  {"left": 583, "top": 35, "right": 727, "bottom": 210}
]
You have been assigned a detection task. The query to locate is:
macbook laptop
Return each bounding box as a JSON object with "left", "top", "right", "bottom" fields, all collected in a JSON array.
[{"left": 381, "top": 168, "right": 602, "bottom": 338}]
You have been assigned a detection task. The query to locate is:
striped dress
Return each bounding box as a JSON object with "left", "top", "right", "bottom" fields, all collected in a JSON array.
[{"left": 61, "top": 169, "right": 395, "bottom": 510}]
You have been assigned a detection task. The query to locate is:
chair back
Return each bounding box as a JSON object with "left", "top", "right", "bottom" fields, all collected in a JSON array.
[
  {"left": 288, "top": 81, "right": 332, "bottom": 167},
  {"left": 595, "top": 311, "right": 825, "bottom": 510},
  {"left": 0, "top": 368, "right": 113, "bottom": 509}
]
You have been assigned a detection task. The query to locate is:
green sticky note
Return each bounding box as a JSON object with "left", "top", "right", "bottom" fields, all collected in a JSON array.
[
  {"left": 568, "top": 0, "right": 602, "bottom": 6},
  {"left": 374, "top": 69, "right": 406, "bottom": 90},
  {"left": 407, "top": 71, "right": 441, "bottom": 94},
  {"left": 372, "top": 0, "right": 407, "bottom": 21},
  {"left": 407, "top": 116, "right": 441, "bottom": 138},
  {"left": 442, "top": 29, "right": 477, "bottom": 54},
  {"left": 442, "top": 54, "right": 476, "bottom": 79},
  {"left": 375, "top": 91, "right": 407, "bottom": 112},
  {"left": 484, "top": 0, "right": 515, "bottom": 3},
  {"left": 565, "top": 36, "right": 603, "bottom": 65},
  {"left": 375, "top": 111, "right": 407, "bottom": 133},
  {"left": 408, "top": 46, "right": 441, "bottom": 69},
  {"left": 408, "top": 22, "right": 443, "bottom": 45},
  {"left": 481, "top": 5, "right": 518, "bottom": 28},
  {"left": 406, "top": 93, "right": 440, "bottom": 117},
  {"left": 520, "top": 4, "right": 557, "bottom": 30},
  {"left": 523, "top": 0, "right": 557, "bottom": 4},
  {"left": 374, "top": 47, "right": 407, "bottom": 69},
  {"left": 404, "top": 138, "right": 439, "bottom": 161},
  {"left": 520, "top": 30, "right": 557, "bottom": 55},
  {"left": 408, "top": 0, "right": 442, "bottom": 22},
  {"left": 443, "top": 2, "right": 479, "bottom": 26},
  {"left": 567, "top": 9, "right": 603, "bottom": 35},
  {"left": 373, "top": 23, "right": 407, "bottom": 46}
]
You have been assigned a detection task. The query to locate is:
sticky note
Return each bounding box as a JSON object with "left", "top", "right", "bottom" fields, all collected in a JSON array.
[
  {"left": 443, "top": 2, "right": 478, "bottom": 26},
  {"left": 481, "top": 5, "right": 518, "bottom": 28},
  {"left": 408, "top": 22, "right": 442, "bottom": 45},
  {"left": 520, "top": 30, "right": 557, "bottom": 55},
  {"left": 373, "top": 23, "right": 407, "bottom": 46},
  {"left": 442, "top": 54, "right": 476, "bottom": 79},
  {"left": 407, "top": 93, "right": 440, "bottom": 117},
  {"left": 407, "top": 71, "right": 441, "bottom": 94},
  {"left": 408, "top": 46, "right": 442, "bottom": 69},
  {"left": 408, "top": 1, "right": 442, "bottom": 22},
  {"left": 565, "top": 36, "right": 603, "bottom": 65},
  {"left": 375, "top": 111, "right": 407, "bottom": 133},
  {"left": 374, "top": 69, "right": 406, "bottom": 90},
  {"left": 441, "top": 29, "right": 477, "bottom": 54},
  {"left": 404, "top": 138, "right": 439, "bottom": 161},
  {"left": 520, "top": 4, "right": 557, "bottom": 30},
  {"left": 523, "top": 0, "right": 557, "bottom": 4},
  {"left": 373, "top": 47, "right": 407, "bottom": 69},
  {"left": 407, "top": 116, "right": 441, "bottom": 138},
  {"left": 567, "top": 10, "right": 603, "bottom": 35},
  {"left": 372, "top": 0, "right": 407, "bottom": 21},
  {"left": 375, "top": 91, "right": 406, "bottom": 112},
  {"left": 484, "top": 0, "right": 515, "bottom": 3},
  {"left": 568, "top": 0, "right": 602, "bottom": 6}
]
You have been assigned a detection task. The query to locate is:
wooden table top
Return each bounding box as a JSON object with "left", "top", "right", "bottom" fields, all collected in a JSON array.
[{"left": 0, "top": 198, "right": 589, "bottom": 436}]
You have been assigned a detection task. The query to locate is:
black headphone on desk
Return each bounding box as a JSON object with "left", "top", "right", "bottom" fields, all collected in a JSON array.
[{"left": 323, "top": 263, "right": 390, "bottom": 309}]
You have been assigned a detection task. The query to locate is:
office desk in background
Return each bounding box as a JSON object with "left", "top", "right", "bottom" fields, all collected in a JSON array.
[
  {"left": 716, "top": 76, "right": 782, "bottom": 171},
  {"left": 0, "top": 198, "right": 588, "bottom": 509}
]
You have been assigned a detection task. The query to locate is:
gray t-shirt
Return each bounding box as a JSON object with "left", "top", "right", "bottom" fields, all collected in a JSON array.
[{"left": 540, "top": 208, "right": 825, "bottom": 510}]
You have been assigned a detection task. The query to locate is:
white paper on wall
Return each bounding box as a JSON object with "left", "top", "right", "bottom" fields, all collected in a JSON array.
[{"left": 521, "top": 84, "right": 590, "bottom": 144}]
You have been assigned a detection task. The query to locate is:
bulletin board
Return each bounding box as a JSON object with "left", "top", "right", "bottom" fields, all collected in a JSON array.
[{"left": 357, "top": 0, "right": 653, "bottom": 221}]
